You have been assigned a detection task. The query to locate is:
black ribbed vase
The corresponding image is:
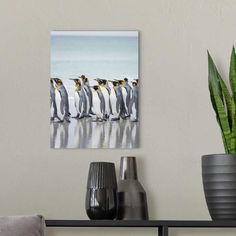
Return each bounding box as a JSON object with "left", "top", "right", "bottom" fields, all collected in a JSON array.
[
  {"left": 117, "top": 156, "right": 149, "bottom": 220},
  {"left": 202, "top": 154, "right": 236, "bottom": 220},
  {"left": 86, "top": 162, "right": 117, "bottom": 220}
]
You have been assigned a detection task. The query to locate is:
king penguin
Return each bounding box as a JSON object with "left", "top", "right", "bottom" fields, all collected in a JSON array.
[
  {"left": 129, "top": 80, "right": 139, "bottom": 122},
  {"left": 102, "top": 79, "right": 111, "bottom": 95},
  {"left": 90, "top": 85, "right": 105, "bottom": 121},
  {"left": 70, "top": 78, "right": 89, "bottom": 119},
  {"left": 117, "top": 79, "right": 128, "bottom": 119},
  {"left": 50, "top": 79, "right": 62, "bottom": 122},
  {"left": 79, "top": 75, "right": 94, "bottom": 115},
  {"left": 53, "top": 78, "right": 70, "bottom": 123},
  {"left": 102, "top": 79, "right": 112, "bottom": 118},
  {"left": 123, "top": 78, "right": 132, "bottom": 116},
  {"left": 109, "top": 80, "right": 122, "bottom": 121},
  {"left": 94, "top": 78, "right": 111, "bottom": 119}
]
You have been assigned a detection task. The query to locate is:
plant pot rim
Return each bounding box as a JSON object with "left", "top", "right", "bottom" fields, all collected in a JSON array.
[{"left": 202, "top": 153, "right": 236, "bottom": 158}]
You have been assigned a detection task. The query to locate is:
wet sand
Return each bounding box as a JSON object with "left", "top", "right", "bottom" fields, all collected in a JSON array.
[{"left": 50, "top": 118, "right": 139, "bottom": 149}]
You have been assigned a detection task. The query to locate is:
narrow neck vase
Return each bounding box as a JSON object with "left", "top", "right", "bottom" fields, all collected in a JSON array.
[{"left": 117, "top": 157, "right": 149, "bottom": 220}]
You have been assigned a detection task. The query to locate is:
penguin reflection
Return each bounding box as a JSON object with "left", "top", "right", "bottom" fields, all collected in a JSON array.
[
  {"left": 73, "top": 118, "right": 92, "bottom": 148},
  {"left": 50, "top": 119, "right": 138, "bottom": 148},
  {"left": 50, "top": 122, "right": 69, "bottom": 148}
]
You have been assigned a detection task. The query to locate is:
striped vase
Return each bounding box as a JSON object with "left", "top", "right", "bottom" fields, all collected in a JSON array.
[
  {"left": 202, "top": 154, "right": 236, "bottom": 220},
  {"left": 86, "top": 162, "right": 117, "bottom": 220}
]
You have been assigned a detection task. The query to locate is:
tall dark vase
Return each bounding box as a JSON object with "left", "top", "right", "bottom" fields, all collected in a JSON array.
[
  {"left": 202, "top": 154, "right": 236, "bottom": 220},
  {"left": 86, "top": 162, "right": 117, "bottom": 220},
  {"left": 117, "top": 156, "right": 149, "bottom": 220}
]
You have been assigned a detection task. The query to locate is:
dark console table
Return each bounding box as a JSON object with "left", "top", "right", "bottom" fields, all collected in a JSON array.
[{"left": 45, "top": 220, "right": 236, "bottom": 236}]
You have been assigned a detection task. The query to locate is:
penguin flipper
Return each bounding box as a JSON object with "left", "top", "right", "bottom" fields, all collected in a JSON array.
[
  {"left": 109, "top": 98, "right": 112, "bottom": 115},
  {"left": 60, "top": 100, "right": 65, "bottom": 115},
  {"left": 79, "top": 98, "right": 83, "bottom": 113}
]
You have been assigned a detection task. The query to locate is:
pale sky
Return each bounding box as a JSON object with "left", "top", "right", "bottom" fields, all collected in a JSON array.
[{"left": 51, "top": 31, "right": 138, "bottom": 37}]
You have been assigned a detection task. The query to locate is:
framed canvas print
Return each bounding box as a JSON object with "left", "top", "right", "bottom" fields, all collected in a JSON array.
[{"left": 50, "top": 31, "right": 139, "bottom": 148}]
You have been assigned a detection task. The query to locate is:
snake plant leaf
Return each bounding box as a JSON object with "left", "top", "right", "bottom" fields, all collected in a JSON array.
[
  {"left": 208, "top": 52, "right": 222, "bottom": 94},
  {"left": 213, "top": 93, "right": 231, "bottom": 153},
  {"left": 219, "top": 79, "right": 234, "bottom": 128},
  {"left": 230, "top": 46, "right": 236, "bottom": 103},
  {"left": 208, "top": 48, "right": 236, "bottom": 154},
  {"left": 208, "top": 52, "right": 223, "bottom": 113},
  {"left": 208, "top": 52, "right": 231, "bottom": 153},
  {"left": 217, "top": 116, "right": 230, "bottom": 153},
  {"left": 230, "top": 112, "right": 236, "bottom": 153}
]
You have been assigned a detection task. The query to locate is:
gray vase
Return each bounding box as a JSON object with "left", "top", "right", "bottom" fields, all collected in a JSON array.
[
  {"left": 86, "top": 162, "right": 117, "bottom": 220},
  {"left": 202, "top": 154, "right": 236, "bottom": 220},
  {"left": 117, "top": 156, "right": 149, "bottom": 220}
]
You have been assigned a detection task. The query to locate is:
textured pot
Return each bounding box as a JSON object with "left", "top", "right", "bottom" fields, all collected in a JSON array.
[
  {"left": 86, "top": 162, "right": 117, "bottom": 220},
  {"left": 117, "top": 156, "right": 149, "bottom": 220},
  {"left": 202, "top": 154, "right": 236, "bottom": 220}
]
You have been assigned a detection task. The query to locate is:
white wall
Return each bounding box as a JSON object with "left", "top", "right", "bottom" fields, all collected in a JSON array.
[{"left": 0, "top": 0, "right": 236, "bottom": 235}]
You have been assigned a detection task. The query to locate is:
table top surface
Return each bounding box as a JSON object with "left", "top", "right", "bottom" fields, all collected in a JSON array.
[{"left": 45, "top": 220, "right": 236, "bottom": 227}]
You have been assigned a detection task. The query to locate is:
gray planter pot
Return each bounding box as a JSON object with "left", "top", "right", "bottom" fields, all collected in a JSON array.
[{"left": 202, "top": 154, "right": 236, "bottom": 220}]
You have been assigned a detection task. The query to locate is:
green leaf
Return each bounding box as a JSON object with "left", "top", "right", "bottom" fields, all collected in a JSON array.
[
  {"left": 208, "top": 52, "right": 222, "bottom": 99},
  {"left": 219, "top": 79, "right": 233, "bottom": 128},
  {"left": 230, "top": 110, "right": 236, "bottom": 153},
  {"left": 208, "top": 48, "right": 236, "bottom": 153},
  {"left": 208, "top": 52, "right": 223, "bottom": 114},
  {"left": 230, "top": 46, "right": 236, "bottom": 103},
  {"left": 217, "top": 116, "right": 229, "bottom": 153},
  {"left": 213, "top": 93, "right": 231, "bottom": 153}
]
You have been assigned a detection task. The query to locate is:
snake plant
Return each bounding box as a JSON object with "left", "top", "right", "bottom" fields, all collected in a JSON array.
[{"left": 208, "top": 47, "right": 236, "bottom": 154}]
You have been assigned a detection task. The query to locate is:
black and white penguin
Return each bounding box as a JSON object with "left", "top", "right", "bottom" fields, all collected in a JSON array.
[
  {"left": 90, "top": 85, "right": 106, "bottom": 121},
  {"left": 102, "top": 79, "right": 112, "bottom": 117},
  {"left": 123, "top": 78, "right": 132, "bottom": 116},
  {"left": 95, "top": 78, "right": 111, "bottom": 119},
  {"left": 70, "top": 78, "right": 89, "bottom": 119},
  {"left": 129, "top": 80, "right": 139, "bottom": 122},
  {"left": 50, "top": 79, "right": 62, "bottom": 122},
  {"left": 102, "top": 79, "right": 111, "bottom": 95},
  {"left": 117, "top": 79, "right": 129, "bottom": 119},
  {"left": 109, "top": 80, "right": 122, "bottom": 121},
  {"left": 53, "top": 78, "right": 70, "bottom": 123},
  {"left": 79, "top": 75, "right": 94, "bottom": 115}
]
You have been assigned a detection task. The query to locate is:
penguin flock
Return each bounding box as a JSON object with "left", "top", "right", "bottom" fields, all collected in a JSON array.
[{"left": 50, "top": 75, "right": 139, "bottom": 123}]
